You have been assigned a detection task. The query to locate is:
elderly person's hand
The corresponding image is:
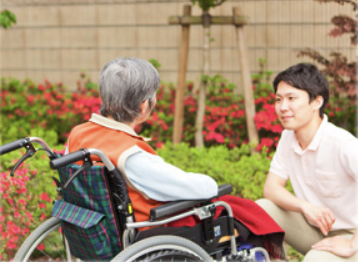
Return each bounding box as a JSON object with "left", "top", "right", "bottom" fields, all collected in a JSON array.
[{"left": 312, "top": 234, "right": 358, "bottom": 258}]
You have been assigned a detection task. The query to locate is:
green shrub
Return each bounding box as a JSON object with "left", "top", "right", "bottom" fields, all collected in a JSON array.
[{"left": 157, "top": 142, "right": 271, "bottom": 200}]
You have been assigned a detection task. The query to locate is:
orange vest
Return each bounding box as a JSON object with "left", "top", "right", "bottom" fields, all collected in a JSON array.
[{"left": 67, "top": 120, "right": 163, "bottom": 226}]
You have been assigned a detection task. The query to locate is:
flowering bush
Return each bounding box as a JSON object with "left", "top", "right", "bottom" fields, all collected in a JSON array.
[
  {"left": 0, "top": 76, "right": 98, "bottom": 260},
  {"left": 0, "top": 76, "right": 101, "bottom": 144},
  {"left": 0, "top": 67, "right": 287, "bottom": 153},
  {"left": 138, "top": 75, "right": 248, "bottom": 149},
  {"left": 252, "top": 61, "right": 283, "bottom": 152},
  {"left": 0, "top": 149, "right": 60, "bottom": 260}
]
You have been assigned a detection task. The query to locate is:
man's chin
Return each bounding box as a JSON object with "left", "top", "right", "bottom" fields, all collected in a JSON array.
[{"left": 280, "top": 123, "right": 295, "bottom": 130}]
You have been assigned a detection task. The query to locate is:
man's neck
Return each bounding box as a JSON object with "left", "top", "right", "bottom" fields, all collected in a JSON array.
[{"left": 294, "top": 115, "right": 323, "bottom": 150}]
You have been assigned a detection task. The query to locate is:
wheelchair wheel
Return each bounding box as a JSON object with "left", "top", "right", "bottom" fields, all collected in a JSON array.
[
  {"left": 13, "top": 217, "right": 75, "bottom": 262},
  {"left": 111, "top": 235, "right": 212, "bottom": 262}
]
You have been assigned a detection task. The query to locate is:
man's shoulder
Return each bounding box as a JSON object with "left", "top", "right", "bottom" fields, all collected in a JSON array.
[
  {"left": 325, "top": 122, "right": 356, "bottom": 142},
  {"left": 280, "top": 129, "right": 295, "bottom": 141}
]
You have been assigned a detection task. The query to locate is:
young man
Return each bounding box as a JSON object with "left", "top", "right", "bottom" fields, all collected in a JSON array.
[{"left": 256, "top": 63, "right": 358, "bottom": 262}]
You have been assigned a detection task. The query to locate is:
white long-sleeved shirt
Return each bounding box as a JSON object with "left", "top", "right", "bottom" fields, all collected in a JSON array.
[{"left": 125, "top": 150, "right": 218, "bottom": 202}]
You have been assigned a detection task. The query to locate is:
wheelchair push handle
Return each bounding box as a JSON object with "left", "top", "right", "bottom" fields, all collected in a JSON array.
[
  {"left": 50, "top": 148, "right": 116, "bottom": 171},
  {"left": 49, "top": 148, "right": 133, "bottom": 216},
  {"left": 0, "top": 137, "right": 56, "bottom": 177},
  {"left": 50, "top": 150, "right": 88, "bottom": 169},
  {"left": 0, "top": 137, "right": 56, "bottom": 157},
  {"left": 0, "top": 138, "right": 30, "bottom": 155}
]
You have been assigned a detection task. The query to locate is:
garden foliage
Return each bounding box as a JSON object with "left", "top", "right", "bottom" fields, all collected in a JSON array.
[
  {"left": 0, "top": 70, "right": 280, "bottom": 259},
  {"left": 0, "top": 76, "right": 101, "bottom": 145},
  {"left": 157, "top": 142, "right": 273, "bottom": 200},
  {"left": 298, "top": 0, "right": 357, "bottom": 134},
  {"left": 0, "top": 149, "right": 60, "bottom": 259},
  {"left": 0, "top": 59, "right": 356, "bottom": 260}
]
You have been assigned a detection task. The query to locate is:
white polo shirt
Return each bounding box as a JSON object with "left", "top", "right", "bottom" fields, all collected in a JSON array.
[{"left": 270, "top": 115, "right": 358, "bottom": 230}]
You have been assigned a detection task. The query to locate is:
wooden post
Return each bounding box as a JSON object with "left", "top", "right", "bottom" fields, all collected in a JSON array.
[
  {"left": 173, "top": 5, "right": 191, "bottom": 144},
  {"left": 233, "top": 7, "right": 259, "bottom": 152},
  {"left": 169, "top": 8, "right": 249, "bottom": 146}
]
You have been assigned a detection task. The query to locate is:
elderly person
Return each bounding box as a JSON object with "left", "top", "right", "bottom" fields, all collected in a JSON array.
[{"left": 66, "top": 57, "right": 218, "bottom": 224}]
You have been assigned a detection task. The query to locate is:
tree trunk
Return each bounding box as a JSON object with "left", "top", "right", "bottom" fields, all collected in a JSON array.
[
  {"left": 233, "top": 7, "right": 259, "bottom": 153},
  {"left": 173, "top": 5, "right": 191, "bottom": 144},
  {"left": 195, "top": 11, "right": 211, "bottom": 148}
]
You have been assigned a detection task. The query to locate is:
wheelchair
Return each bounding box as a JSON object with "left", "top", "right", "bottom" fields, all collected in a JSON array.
[{"left": 1, "top": 137, "right": 275, "bottom": 262}]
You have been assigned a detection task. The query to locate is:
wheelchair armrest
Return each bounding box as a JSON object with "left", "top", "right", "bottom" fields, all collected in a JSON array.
[
  {"left": 216, "top": 183, "right": 233, "bottom": 196},
  {"left": 150, "top": 184, "right": 232, "bottom": 221}
]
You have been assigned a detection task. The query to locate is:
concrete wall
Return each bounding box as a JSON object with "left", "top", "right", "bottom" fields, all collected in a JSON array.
[{"left": 0, "top": 0, "right": 356, "bottom": 92}]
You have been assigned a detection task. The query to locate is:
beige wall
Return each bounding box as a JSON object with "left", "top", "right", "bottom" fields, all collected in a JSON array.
[{"left": 0, "top": 0, "right": 356, "bottom": 92}]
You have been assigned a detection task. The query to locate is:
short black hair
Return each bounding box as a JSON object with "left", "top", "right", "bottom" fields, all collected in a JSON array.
[{"left": 273, "top": 63, "right": 329, "bottom": 118}]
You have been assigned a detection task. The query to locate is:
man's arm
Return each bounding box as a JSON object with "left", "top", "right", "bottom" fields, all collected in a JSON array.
[
  {"left": 264, "top": 172, "right": 335, "bottom": 236},
  {"left": 312, "top": 228, "right": 358, "bottom": 258},
  {"left": 264, "top": 172, "right": 303, "bottom": 212}
]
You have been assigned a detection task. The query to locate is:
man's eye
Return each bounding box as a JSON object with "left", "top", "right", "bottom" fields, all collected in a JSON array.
[
  {"left": 275, "top": 98, "right": 281, "bottom": 102},
  {"left": 289, "top": 97, "right": 295, "bottom": 100}
]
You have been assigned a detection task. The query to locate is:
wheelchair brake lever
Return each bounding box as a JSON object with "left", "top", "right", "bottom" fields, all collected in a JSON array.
[
  {"left": 10, "top": 142, "right": 36, "bottom": 177},
  {"left": 62, "top": 161, "right": 92, "bottom": 189}
]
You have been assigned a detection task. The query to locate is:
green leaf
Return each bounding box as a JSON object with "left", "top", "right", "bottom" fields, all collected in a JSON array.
[{"left": 0, "top": 9, "right": 17, "bottom": 29}]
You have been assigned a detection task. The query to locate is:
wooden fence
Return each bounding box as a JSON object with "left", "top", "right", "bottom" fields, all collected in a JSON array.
[{"left": 0, "top": 0, "right": 356, "bottom": 92}]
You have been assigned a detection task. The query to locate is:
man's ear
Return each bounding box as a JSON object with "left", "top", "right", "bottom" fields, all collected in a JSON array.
[{"left": 314, "top": 96, "right": 324, "bottom": 110}]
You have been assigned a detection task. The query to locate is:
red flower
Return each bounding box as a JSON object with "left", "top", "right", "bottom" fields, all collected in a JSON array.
[
  {"left": 205, "top": 132, "right": 225, "bottom": 143},
  {"left": 38, "top": 84, "right": 46, "bottom": 91},
  {"left": 37, "top": 243, "right": 45, "bottom": 251},
  {"left": 40, "top": 213, "right": 47, "bottom": 221},
  {"left": 39, "top": 193, "right": 52, "bottom": 203},
  {"left": 257, "top": 138, "right": 274, "bottom": 151},
  {"left": 26, "top": 95, "right": 35, "bottom": 104},
  {"left": 156, "top": 142, "right": 164, "bottom": 149},
  {"left": 18, "top": 199, "right": 27, "bottom": 206}
]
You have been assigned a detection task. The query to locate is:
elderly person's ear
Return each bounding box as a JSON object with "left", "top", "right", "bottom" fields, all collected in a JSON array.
[{"left": 140, "top": 99, "right": 150, "bottom": 114}]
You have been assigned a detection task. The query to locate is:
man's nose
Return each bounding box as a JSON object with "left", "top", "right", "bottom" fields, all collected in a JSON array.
[{"left": 279, "top": 99, "right": 289, "bottom": 111}]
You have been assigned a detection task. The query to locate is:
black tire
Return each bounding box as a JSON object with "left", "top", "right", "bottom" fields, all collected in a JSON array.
[
  {"left": 13, "top": 217, "right": 75, "bottom": 262},
  {"left": 111, "top": 235, "right": 212, "bottom": 262}
]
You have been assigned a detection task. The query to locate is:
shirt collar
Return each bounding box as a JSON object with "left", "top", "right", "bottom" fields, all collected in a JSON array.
[
  {"left": 292, "top": 114, "right": 328, "bottom": 154},
  {"left": 89, "top": 113, "right": 151, "bottom": 142}
]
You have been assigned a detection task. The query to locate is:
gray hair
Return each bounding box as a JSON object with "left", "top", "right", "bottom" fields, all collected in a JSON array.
[{"left": 99, "top": 57, "right": 160, "bottom": 122}]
